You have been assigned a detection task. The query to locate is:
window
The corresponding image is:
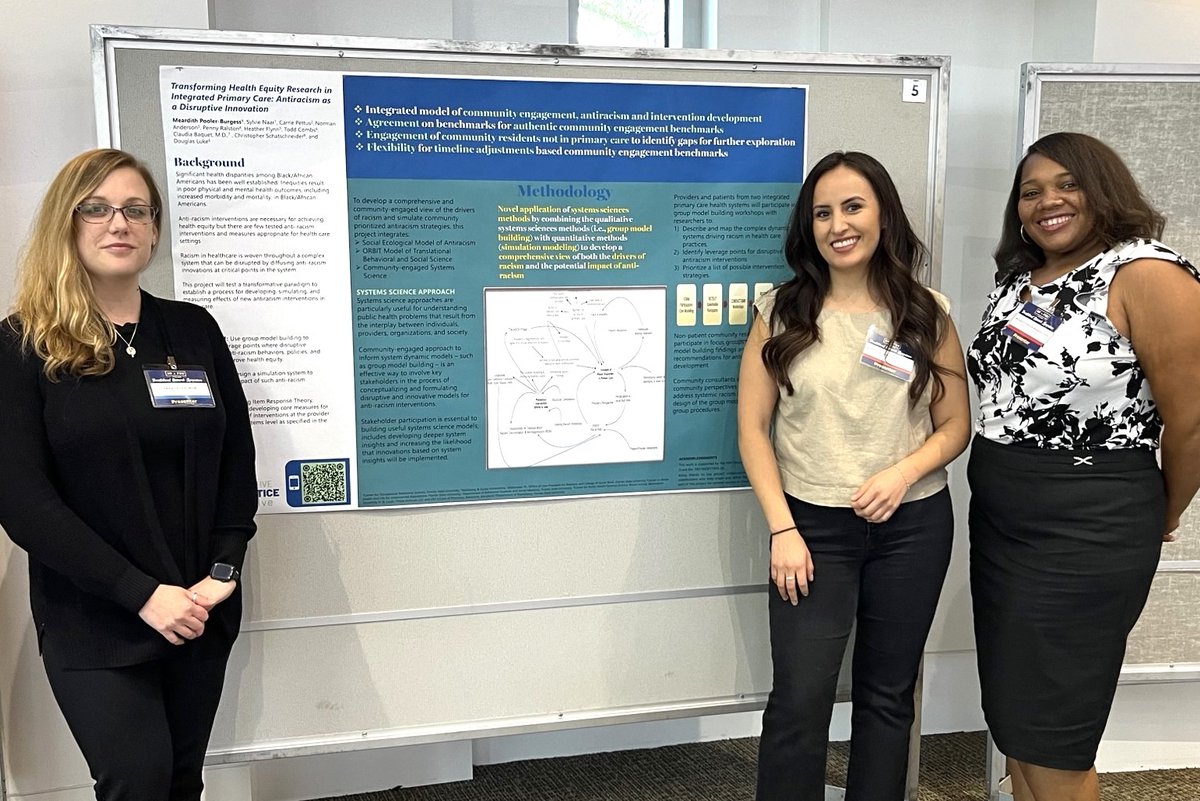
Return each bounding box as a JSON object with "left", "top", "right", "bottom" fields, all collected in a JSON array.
[{"left": 573, "top": 0, "right": 668, "bottom": 47}]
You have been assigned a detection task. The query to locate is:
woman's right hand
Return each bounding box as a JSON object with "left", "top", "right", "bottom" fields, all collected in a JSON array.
[
  {"left": 137, "top": 585, "right": 209, "bottom": 645},
  {"left": 770, "top": 530, "right": 814, "bottom": 605}
]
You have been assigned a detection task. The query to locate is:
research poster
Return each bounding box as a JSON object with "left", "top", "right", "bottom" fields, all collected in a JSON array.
[{"left": 160, "top": 65, "right": 806, "bottom": 512}]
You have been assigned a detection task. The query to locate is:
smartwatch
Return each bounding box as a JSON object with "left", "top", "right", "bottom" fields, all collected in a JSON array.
[{"left": 209, "top": 562, "right": 240, "bottom": 583}]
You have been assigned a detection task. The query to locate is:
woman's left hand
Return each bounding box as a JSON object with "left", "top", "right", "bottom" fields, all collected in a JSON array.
[
  {"left": 1164, "top": 516, "right": 1181, "bottom": 543},
  {"left": 187, "top": 576, "right": 237, "bottom": 610},
  {"left": 850, "top": 465, "right": 909, "bottom": 523}
]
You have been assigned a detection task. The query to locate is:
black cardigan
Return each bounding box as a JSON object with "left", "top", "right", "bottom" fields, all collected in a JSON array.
[{"left": 0, "top": 292, "right": 257, "bottom": 668}]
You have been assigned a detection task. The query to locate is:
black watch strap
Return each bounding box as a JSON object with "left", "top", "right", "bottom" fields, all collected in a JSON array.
[{"left": 209, "top": 562, "right": 240, "bottom": 582}]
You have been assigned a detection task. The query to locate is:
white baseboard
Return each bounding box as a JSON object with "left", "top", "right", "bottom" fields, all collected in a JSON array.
[
  {"left": 240, "top": 741, "right": 472, "bottom": 801},
  {"left": 6, "top": 787, "right": 94, "bottom": 801},
  {"left": 472, "top": 710, "right": 762, "bottom": 765},
  {"left": 473, "top": 650, "right": 986, "bottom": 766},
  {"left": 1096, "top": 740, "right": 1200, "bottom": 773},
  {"left": 17, "top": 652, "right": 1194, "bottom": 801},
  {"left": 231, "top": 651, "right": 985, "bottom": 800},
  {"left": 918, "top": 650, "right": 986, "bottom": 734},
  {"left": 1097, "top": 680, "right": 1200, "bottom": 772},
  {"left": 203, "top": 764, "right": 253, "bottom": 801}
]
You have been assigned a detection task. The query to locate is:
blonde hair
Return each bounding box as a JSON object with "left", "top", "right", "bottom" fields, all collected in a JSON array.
[{"left": 11, "top": 149, "right": 162, "bottom": 379}]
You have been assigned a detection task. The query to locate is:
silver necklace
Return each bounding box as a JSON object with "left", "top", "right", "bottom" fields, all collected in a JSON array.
[{"left": 114, "top": 322, "right": 139, "bottom": 357}]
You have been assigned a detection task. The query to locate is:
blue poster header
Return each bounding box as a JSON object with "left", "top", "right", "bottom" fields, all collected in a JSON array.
[{"left": 344, "top": 75, "right": 806, "bottom": 183}]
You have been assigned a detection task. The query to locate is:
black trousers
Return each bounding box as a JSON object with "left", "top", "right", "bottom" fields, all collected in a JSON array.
[
  {"left": 43, "top": 647, "right": 231, "bottom": 801},
  {"left": 756, "top": 489, "right": 953, "bottom": 801}
]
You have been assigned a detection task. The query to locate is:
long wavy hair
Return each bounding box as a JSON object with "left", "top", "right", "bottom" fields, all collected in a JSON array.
[
  {"left": 762, "top": 151, "right": 953, "bottom": 405},
  {"left": 994, "top": 132, "right": 1164, "bottom": 279},
  {"left": 11, "top": 148, "right": 161, "bottom": 379}
]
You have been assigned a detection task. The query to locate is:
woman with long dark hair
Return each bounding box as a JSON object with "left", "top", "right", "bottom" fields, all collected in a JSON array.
[
  {"left": 0, "top": 148, "right": 257, "bottom": 800},
  {"left": 968, "top": 131, "right": 1200, "bottom": 801},
  {"left": 738, "top": 151, "right": 970, "bottom": 800}
]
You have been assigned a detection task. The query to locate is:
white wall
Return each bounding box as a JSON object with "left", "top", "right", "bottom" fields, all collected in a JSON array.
[
  {"left": 3, "top": 1, "right": 1199, "bottom": 798},
  {"left": 211, "top": 0, "right": 456, "bottom": 39},
  {"left": 211, "top": 0, "right": 571, "bottom": 43},
  {"left": 0, "top": 2, "right": 208, "bottom": 290},
  {"left": 1094, "top": 0, "right": 1200, "bottom": 62},
  {"left": 1084, "top": 0, "right": 1200, "bottom": 767},
  {"left": 0, "top": 6, "right": 212, "bottom": 798},
  {"left": 715, "top": 0, "right": 823, "bottom": 52}
]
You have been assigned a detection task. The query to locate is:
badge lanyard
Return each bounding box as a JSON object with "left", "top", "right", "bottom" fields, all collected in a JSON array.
[
  {"left": 140, "top": 301, "right": 216, "bottom": 408},
  {"left": 1001, "top": 280, "right": 1070, "bottom": 353},
  {"left": 860, "top": 324, "right": 915, "bottom": 381}
]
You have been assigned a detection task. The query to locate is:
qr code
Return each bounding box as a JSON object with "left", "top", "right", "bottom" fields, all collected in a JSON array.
[{"left": 300, "top": 460, "right": 348, "bottom": 505}]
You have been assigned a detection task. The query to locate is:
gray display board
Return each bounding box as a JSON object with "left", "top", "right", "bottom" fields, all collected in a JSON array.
[
  {"left": 1021, "top": 64, "right": 1200, "bottom": 677},
  {"left": 91, "top": 26, "right": 948, "bottom": 762}
]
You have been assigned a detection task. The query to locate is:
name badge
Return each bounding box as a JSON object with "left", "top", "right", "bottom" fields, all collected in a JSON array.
[
  {"left": 143, "top": 367, "right": 216, "bottom": 408},
  {"left": 1003, "top": 302, "right": 1063, "bottom": 352},
  {"left": 860, "top": 324, "right": 915, "bottom": 381}
]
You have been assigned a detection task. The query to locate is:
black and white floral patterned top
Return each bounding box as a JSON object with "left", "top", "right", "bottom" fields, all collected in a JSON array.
[{"left": 968, "top": 239, "right": 1198, "bottom": 450}]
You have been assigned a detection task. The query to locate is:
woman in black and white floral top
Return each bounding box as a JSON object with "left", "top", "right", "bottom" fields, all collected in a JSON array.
[{"left": 967, "top": 132, "right": 1200, "bottom": 801}]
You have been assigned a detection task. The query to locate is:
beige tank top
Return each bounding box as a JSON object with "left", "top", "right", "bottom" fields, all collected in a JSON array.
[{"left": 755, "top": 288, "right": 949, "bottom": 507}]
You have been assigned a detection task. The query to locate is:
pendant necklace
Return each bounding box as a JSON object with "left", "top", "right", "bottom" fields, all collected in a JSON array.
[{"left": 114, "top": 322, "right": 139, "bottom": 357}]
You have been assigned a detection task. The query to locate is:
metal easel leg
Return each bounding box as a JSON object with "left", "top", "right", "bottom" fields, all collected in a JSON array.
[
  {"left": 986, "top": 729, "right": 1013, "bottom": 801},
  {"left": 903, "top": 656, "right": 924, "bottom": 801}
]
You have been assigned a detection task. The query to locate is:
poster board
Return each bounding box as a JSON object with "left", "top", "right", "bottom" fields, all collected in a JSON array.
[
  {"left": 1021, "top": 63, "right": 1200, "bottom": 681},
  {"left": 88, "top": 25, "right": 949, "bottom": 762}
]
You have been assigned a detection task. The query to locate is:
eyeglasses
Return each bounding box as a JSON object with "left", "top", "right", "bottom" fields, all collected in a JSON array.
[{"left": 74, "top": 202, "right": 158, "bottom": 225}]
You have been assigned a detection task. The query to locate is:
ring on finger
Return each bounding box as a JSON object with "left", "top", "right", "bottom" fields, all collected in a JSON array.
[{"left": 784, "top": 576, "right": 795, "bottom": 584}]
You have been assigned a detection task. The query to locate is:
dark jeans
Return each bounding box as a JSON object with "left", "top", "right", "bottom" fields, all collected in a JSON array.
[
  {"left": 43, "top": 648, "right": 231, "bottom": 801},
  {"left": 756, "top": 488, "right": 953, "bottom": 801}
]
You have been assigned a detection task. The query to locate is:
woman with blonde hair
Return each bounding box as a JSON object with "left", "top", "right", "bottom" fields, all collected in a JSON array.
[{"left": 0, "top": 148, "right": 257, "bottom": 800}]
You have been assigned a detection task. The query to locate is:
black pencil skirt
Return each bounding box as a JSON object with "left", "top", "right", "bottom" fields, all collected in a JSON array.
[{"left": 967, "top": 435, "right": 1164, "bottom": 771}]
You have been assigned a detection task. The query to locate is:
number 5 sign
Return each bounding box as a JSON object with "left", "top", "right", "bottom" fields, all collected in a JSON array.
[{"left": 902, "top": 78, "right": 928, "bottom": 103}]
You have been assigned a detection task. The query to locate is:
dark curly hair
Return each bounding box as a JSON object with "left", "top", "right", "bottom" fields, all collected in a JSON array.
[
  {"left": 761, "top": 151, "right": 954, "bottom": 405},
  {"left": 994, "top": 132, "right": 1164, "bottom": 279}
]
